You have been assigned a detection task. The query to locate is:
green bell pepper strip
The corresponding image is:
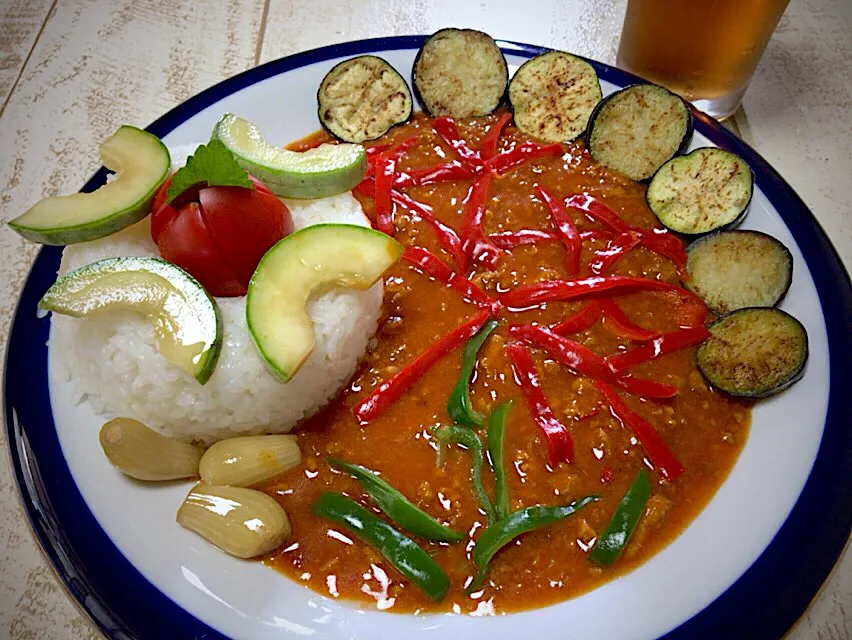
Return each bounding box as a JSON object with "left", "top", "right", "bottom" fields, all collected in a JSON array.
[
  {"left": 328, "top": 457, "right": 464, "bottom": 543},
  {"left": 589, "top": 468, "right": 652, "bottom": 566},
  {"left": 447, "top": 319, "right": 499, "bottom": 427},
  {"left": 486, "top": 402, "right": 512, "bottom": 520},
  {"left": 312, "top": 492, "right": 450, "bottom": 601},
  {"left": 434, "top": 425, "right": 496, "bottom": 525},
  {"left": 471, "top": 496, "right": 598, "bottom": 588}
]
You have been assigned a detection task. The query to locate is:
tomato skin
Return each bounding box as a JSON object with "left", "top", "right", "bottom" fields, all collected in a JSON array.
[
  {"left": 198, "top": 186, "right": 293, "bottom": 286},
  {"left": 150, "top": 175, "right": 273, "bottom": 244},
  {"left": 149, "top": 175, "right": 291, "bottom": 297},
  {"left": 156, "top": 202, "right": 245, "bottom": 296}
]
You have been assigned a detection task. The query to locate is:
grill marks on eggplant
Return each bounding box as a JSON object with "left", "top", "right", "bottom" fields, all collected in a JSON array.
[
  {"left": 508, "top": 51, "right": 601, "bottom": 143},
  {"left": 413, "top": 29, "right": 508, "bottom": 118},
  {"left": 648, "top": 148, "right": 753, "bottom": 235},
  {"left": 585, "top": 84, "right": 692, "bottom": 181},
  {"left": 697, "top": 308, "right": 808, "bottom": 398},
  {"left": 309, "top": 34, "right": 809, "bottom": 403},
  {"left": 686, "top": 231, "right": 793, "bottom": 315},
  {"left": 318, "top": 56, "right": 412, "bottom": 143}
]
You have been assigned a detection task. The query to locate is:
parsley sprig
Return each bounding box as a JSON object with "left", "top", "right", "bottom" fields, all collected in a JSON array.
[{"left": 166, "top": 139, "right": 253, "bottom": 203}]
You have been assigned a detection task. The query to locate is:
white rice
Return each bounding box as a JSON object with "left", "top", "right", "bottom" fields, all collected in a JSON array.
[{"left": 50, "top": 168, "right": 382, "bottom": 444}]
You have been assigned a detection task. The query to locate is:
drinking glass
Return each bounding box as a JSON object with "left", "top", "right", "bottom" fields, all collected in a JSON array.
[{"left": 616, "top": 0, "right": 791, "bottom": 120}]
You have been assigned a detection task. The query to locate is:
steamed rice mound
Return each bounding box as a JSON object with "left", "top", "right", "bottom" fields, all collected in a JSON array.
[{"left": 50, "top": 191, "right": 382, "bottom": 444}]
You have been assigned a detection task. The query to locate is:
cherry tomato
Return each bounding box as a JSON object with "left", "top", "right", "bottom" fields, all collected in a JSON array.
[{"left": 150, "top": 175, "right": 292, "bottom": 297}]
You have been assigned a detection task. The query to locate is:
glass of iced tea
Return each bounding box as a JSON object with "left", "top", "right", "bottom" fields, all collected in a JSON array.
[{"left": 616, "top": 0, "right": 790, "bottom": 120}]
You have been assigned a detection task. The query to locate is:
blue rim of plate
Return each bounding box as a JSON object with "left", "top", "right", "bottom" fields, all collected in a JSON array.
[{"left": 4, "top": 35, "right": 851, "bottom": 640}]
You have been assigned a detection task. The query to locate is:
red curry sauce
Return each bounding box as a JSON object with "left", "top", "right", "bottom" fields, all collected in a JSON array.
[{"left": 265, "top": 113, "right": 750, "bottom": 613}]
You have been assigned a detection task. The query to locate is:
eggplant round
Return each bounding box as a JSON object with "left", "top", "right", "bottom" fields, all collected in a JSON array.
[
  {"left": 317, "top": 55, "right": 412, "bottom": 143},
  {"left": 647, "top": 147, "right": 753, "bottom": 235},
  {"left": 685, "top": 230, "right": 793, "bottom": 315},
  {"left": 508, "top": 50, "right": 602, "bottom": 143},
  {"left": 412, "top": 28, "right": 508, "bottom": 118},
  {"left": 585, "top": 83, "right": 693, "bottom": 181},
  {"left": 697, "top": 307, "right": 808, "bottom": 398}
]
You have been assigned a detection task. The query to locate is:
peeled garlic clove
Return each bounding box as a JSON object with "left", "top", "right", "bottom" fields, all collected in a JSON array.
[
  {"left": 99, "top": 417, "right": 202, "bottom": 481},
  {"left": 199, "top": 435, "right": 301, "bottom": 487},
  {"left": 177, "top": 484, "right": 290, "bottom": 558}
]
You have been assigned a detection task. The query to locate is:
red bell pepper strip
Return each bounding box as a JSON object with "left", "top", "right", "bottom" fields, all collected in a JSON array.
[
  {"left": 384, "top": 136, "right": 419, "bottom": 161},
  {"left": 489, "top": 229, "right": 559, "bottom": 249},
  {"left": 364, "top": 144, "right": 391, "bottom": 177},
  {"left": 364, "top": 138, "right": 417, "bottom": 179},
  {"left": 508, "top": 324, "right": 677, "bottom": 399},
  {"left": 402, "top": 246, "right": 497, "bottom": 312},
  {"left": 432, "top": 117, "right": 487, "bottom": 172},
  {"left": 589, "top": 232, "right": 642, "bottom": 275},
  {"left": 550, "top": 302, "right": 602, "bottom": 335},
  {"left": 565, "top": 194, "right": 628, "bottom": 232},
  {"left": 565, "top": 194, "right": 687, "bottom": 270},
  {"left": 499, "top": 276, "right": 707, "bottom": 323},
  {"left": 391, "top": 190, "right": 467, "bottom": 272},
  {"left": 461, "top": 173, "right": 501, "bottom": 269},
  {"left": 536, "top": 186, "right": 582, "bottom": 275},
  {"left": 354, "top": 177, "right": 466, "bottom": 272},
  {"left": 373, "top": 154, "right": 396, "bottom": 235},
  {"left": 506, "top": 343, "right": 575, "bottom": 466},
  {"left": 582, "top": 230, "right": 617, "bottom": 243},
  {"left": 488, "top": 229, "right": 614, "bottom": 250},
  {"left": 610, "top": 375, "right": 678, "bottom": 399},
  {"left": 598, "top": 299, "right": 660, "bottom": 342},
  {"left": 509, "top": 324, "right": 612, "bottom": 379},
  {"left": 636, "top": 230, "right": 688, "bottom": 270},
  {"left": 488, "top": 142, "right": 563, "bottom": 175},
  {"left": 394, "top": 161, "right": 474, "bottom": 188},
  {"left": 478, "top": 112, "right": 512, "bottom": 158},
  {"left": 606, "top": 326, "right": 711, "bottom": 374},
  {"left": 595, "top": 381, "right": 685, "bottom": 482},
  {"left": 354, "top": 310, "right": 491, "bottom": 425}
]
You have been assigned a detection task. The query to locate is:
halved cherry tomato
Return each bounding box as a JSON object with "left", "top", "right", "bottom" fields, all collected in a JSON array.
[{"left": 150, "top": 175, "right": 292, "bottom": 296}]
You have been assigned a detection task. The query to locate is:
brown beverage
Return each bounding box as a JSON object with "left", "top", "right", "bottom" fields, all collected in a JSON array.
[{"left": 617, "top": 0, "right": 790, "bottom": 117}]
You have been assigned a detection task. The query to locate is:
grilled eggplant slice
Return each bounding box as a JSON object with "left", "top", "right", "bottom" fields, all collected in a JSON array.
[
  {"left": 413, "top": 28, "right": 508, "bottom": 118},
  {"left": 318, "top": 55, "right": 412, "bottom": 143},
  {"left": 586, "top": 84, "right": 692, "bottom": 181},
  {"left": 686, "top": 230, "right": 793, "bottom": 315},
  {"left": 509, "top": 51, "right": 601, "bottom": 143},
  {"left": 648, "top": 147, "right": 753, "bottom": 235},
  {"left": 697, "top": 308, "right": 808, "bottom": 398}
]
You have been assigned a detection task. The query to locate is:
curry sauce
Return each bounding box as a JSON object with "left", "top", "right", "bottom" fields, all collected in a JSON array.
[{"left": 265, "top": 113, "right": 750, "bottom": 613}]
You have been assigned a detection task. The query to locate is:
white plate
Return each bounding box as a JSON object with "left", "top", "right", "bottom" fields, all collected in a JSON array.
[{"left": 6, "top": 37, "right": 851, "bottom": 640}]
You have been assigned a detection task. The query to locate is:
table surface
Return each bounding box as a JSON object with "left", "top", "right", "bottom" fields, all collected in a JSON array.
[{"left": 0, "top": 1, "right": 849, "bottom": 638}]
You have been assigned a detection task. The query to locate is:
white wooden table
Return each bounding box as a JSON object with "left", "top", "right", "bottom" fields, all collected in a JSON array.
[{"left": 0, "top": 1, "right": 849, "bottom": 638}]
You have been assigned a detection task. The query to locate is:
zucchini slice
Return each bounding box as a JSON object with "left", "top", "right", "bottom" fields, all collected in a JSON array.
[
  {"left": 213, "top": 113, "right": 367, "bottom": 198},
  {"left": 317, "top": 55, "right": 412, "bottom": 143},
  {"left": 413, "top": 28, "right": 508, "bottom": 118},
  {"left": 686, "top": 231, "right": 793, "bottom": 315},
  {"left": 9, "top": 126, "right": 170, "bottom": 245},
  {"left": 697, "top": 308, "right": 808, "bottom": 398},
  {"left": 509, "top": 51, "right": 602, "bottom": 143},
  {"left": 647, "top": 147, "right": 753, "bottom": 235},
  {"left": 585, "top": 84, "right": 692, "bottom": 181}
]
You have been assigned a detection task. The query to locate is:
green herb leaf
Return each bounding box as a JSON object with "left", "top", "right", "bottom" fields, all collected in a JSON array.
[{"left": 166, "top": 139, "right": 253, "bottom": 203}]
